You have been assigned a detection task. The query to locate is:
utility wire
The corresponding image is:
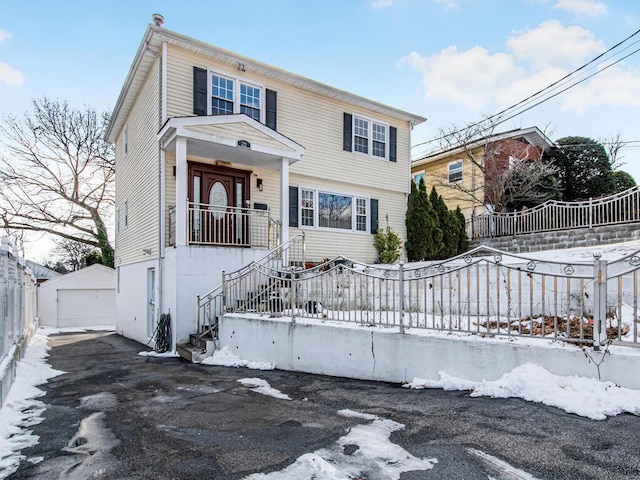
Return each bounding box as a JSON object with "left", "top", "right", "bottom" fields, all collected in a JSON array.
[{"left": 413, "top": 28, "right": 640, "bottom": 152}]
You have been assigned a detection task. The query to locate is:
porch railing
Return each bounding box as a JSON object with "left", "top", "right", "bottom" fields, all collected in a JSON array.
[
  {"left": 222, "top": 245, "right": 640, "bottom": 348},
  {"left": 467, "top": 186, "right": 640, "bottom": 239}
]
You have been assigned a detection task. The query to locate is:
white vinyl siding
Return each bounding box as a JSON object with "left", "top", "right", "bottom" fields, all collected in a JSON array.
[
  {"left": 165, "top": 45, "right": 412, "bottom": 196},
  {"left": 115, "top": 59, "right": 160, "bottom": 266}
]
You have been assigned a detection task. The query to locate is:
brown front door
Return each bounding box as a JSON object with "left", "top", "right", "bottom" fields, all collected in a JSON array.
[{"left": 189, "top": 163, "right": 251, "bottom": 245}]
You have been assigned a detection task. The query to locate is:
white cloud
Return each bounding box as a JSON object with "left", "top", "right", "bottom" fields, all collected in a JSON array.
[
  {"left": 562, "top": 64, "right": 640, "bottom": 113},
  {"left": 0, "top": 29, "right": 12, "bottom": 44},
  {"left": 507, "top": 19, "right": 605, "bottom": 68},
  {"left": 401, "top": 18, "right": 636, "bottom": 114},
  {"left": 0, "top": 61, "right": 24, "bottom": 86},
  {"left": 401, "top": 46, "right": 522, "bottom": 110},
  {"left": 553, "top": 0, "right": 608, "bottom": 17},
  {"left": 371, "top": 0, "right": 394, "bottom": 8}
]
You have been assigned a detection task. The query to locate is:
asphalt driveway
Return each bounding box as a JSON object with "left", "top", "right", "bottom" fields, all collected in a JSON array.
[{"left": 8, "top": 331, "right": 640, "bottom": 479}]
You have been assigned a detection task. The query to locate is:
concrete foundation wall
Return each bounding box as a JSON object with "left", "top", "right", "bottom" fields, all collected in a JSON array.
[
  {"left": 219, "top": 314, "right": 640, "bottom": 389},
  {"left": 470, "top": 222, "right": 640, "bottom": 253}
]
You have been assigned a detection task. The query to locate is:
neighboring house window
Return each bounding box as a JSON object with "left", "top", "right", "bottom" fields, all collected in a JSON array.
[
  {"left": 413, "top": 172, "right": 426, "bottom": 185},
  {"left": 210, "top": 71, "right": 263, "bottom": 122},
  {"left": 353, "top": 115, "right": 388, "bottom": 159},
  {"left": 448, "top": 161, "right": 463, "bottom": 184},
  {"left": 123, "top": 125, "right": 128, "bottom": 156},
  {"left": 300, "top": 189, "right": 314, "bottom": 227},
  {"left": 123, "top": 201, "right": 129, "bottom": 230},
  {"left": 299, "top": 188, "right": 368, "bottom": 232}
]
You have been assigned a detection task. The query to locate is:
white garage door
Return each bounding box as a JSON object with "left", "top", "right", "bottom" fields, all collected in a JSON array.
[{"left": 57, "top": 289, "right": 116, "bottom": 328}]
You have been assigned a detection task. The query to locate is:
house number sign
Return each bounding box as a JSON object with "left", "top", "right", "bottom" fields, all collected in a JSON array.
[{"left": 237, "top": 140, "right": 251, "bottom": 148}]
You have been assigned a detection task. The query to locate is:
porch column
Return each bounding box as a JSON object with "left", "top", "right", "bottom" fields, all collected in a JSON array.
[
  {"left": 279, "top": 157, "right": 289, "bottom": 245},
  {"left": 175, "top": 137, "right": 188, "bottom": 247}
]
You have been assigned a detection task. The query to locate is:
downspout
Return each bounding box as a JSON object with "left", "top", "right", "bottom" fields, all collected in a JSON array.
[{"left": 156, "top": 42, "right": 167, "bottom": 339}]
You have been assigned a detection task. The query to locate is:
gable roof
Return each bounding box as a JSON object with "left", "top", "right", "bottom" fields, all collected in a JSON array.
[
  {"left": 39, "top": 264, "right": 115, "bottom": 288},
  {"left": 106, "top": 24, "right": 427, "bottom": 143},
  {"left": 412, "top": 126, "right": 556, "bottom": 168}
]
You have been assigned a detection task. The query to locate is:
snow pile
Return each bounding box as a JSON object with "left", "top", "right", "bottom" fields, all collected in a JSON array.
[
  {"left": 0, "top": 330, "right": 65, "bottom": 477},
  {"left": 201, "top": 346, "right": 275, "bottom": 370},
  {"left": 238, "top": 378, "right": 291, "bottom": 400},
  {"left": 244, "top": 409, "right": 437, "bottom": 479},
  {"left": 405, "top": 363, "right": 640, "bottom": 420},
  {"left": 137, "top": 350, "right": 179, "bottom": 358}
]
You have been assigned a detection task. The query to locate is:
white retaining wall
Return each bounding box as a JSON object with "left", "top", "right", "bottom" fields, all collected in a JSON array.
[{"left": 219, "top": 314, "right": 640, "bottom": 390}]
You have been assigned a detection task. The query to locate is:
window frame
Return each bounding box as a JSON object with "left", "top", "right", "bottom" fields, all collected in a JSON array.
[
  {"left": 448, "top": 160, "right": 463, "bottom": 184},
  {"left": 123, "top": 125, "right": 128, "bottom": 156},
  {"left": 352, "top": 114, "right": 389, "bottom": 160},
  {"left": 298, "top": 187, "right": 369, "bottom": 234},
  {"left": 413, "top": 172, "right": 426, "bottom": 185},
  {"left": 208, "top": 69, "right": 265, "bottom": 123},
  {"left": 123, "top": 200, "right": 129, "bottom": 230}
]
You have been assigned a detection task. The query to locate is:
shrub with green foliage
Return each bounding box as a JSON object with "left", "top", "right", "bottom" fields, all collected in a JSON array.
[
  {"left": 374, "top": 215, "right": 402, "bottom": 264},
  {"left": 406, "top": 179, "right": 442, "bottom": 261}
]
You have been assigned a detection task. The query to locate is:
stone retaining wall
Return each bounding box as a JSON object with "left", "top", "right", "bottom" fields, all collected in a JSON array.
[{"left": 469, "top": 222, "right": 640, "bottom": 253}]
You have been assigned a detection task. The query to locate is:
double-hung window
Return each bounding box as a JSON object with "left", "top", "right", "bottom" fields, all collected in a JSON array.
[
  {"left": 299, "top": 188, "right": 368, "bottom": 233},
  {"left": 210, "top": 71, "right": 263, "bottom": 122},
  {"left": 448, "top": 161, "right": 463, "bottom": 184},
  {"left": 353, "top": 115, "right": 388, "bottom": 159}
]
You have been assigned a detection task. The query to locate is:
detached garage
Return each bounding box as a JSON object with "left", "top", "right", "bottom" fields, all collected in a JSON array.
[{"left": 38, "top": 264, "right": 116, "bottom": 328}]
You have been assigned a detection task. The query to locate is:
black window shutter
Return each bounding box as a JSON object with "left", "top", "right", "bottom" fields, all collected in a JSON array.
[
  {"left": 266, "top": 89, "right": 277, "bottom": 130},
  {"left": 389, "top": 126, "right": 397, "bottom": 162},
  {"left": 193, "top": 66, "right": 207, "bottom": 116},
  {"left": 289, "top": 186, "right": 298, "bottom": 227},
  {"left": 370, "top": 199, "right": 379, "bottom": 234},
  {"left": 343, "top": 113, "right": 353, "bottom": 152}
]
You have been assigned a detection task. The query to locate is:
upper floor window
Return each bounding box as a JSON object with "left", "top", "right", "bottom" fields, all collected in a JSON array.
[
  {"left": 210, "top": 71, "right": 263, "bottom": 122},
  {"left": 352, "top": 115, "right": 388, "bottom": 159},
  {"left": 448, "top": 161, "right": 463, "bottom": 184},
  {"left": 123, "top": 125, "right": 128, "bottom": 156}
]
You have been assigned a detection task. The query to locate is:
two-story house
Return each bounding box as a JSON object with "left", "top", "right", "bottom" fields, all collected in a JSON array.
[
  {"left": 105, "top": 17, "right": 426, "bottom": 348},
  {"left": 411, "top": 126, "right": 555, "bottom": 218}
]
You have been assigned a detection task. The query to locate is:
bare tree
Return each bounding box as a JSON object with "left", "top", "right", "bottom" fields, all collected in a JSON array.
[
  {"left": 52, "top": 238, "right": 96, "bottom": 271},
  {"left": 429, "top": 121, "right": 558, "bottom": 213},
  {"left": 0, "top": 98, "right": 115, "bottom": 266},
  {"left": 600, "top": 131, "right": 625, "bottom": 171}
]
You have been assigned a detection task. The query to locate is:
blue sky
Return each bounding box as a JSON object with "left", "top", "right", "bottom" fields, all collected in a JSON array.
[{"left": 1, "top": 1, "right": 639, "bottom": 171}]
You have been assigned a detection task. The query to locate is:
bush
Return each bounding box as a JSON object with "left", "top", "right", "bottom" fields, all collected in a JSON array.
[{"left": 374, "top": 215, "right": 402, "bottom": 264}]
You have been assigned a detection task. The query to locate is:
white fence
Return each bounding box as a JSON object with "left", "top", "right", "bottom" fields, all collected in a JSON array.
[
  {"left": 467, "top": 186, "right": 640, "bottom": 239},
  {"left": 222, "top": 245, "right": 640, "bottom": 348},
  {"left": 0, "top": 238, "right": 38, "bottom": 407}
]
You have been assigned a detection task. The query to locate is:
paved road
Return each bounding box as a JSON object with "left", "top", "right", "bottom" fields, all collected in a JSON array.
[{"left": 8, "top": 332, "right": 640, "bottom": 479}]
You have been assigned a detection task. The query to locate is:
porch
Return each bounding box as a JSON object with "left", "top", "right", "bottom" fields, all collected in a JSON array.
[{"left": 159, "top": 114, "right": 304, "bottom": 250}]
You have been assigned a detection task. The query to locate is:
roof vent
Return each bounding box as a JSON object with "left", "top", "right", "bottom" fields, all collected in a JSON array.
[{"left": 152, "top": 13, "right": 164, "bottom": 27}]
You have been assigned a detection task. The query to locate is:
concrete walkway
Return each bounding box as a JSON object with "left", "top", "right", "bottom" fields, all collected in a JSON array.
[{"left": 8, "top": 332, "right": 640, "bottom": 479}]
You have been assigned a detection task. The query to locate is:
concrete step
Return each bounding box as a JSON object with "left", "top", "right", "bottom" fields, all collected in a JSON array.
[{"left": 177, "top": 341, "right": 216, "bottom": 364}]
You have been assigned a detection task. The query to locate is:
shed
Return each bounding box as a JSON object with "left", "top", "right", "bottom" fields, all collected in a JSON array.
[{"left": 38, "top": 264, "right": 116, "bottom": 328}]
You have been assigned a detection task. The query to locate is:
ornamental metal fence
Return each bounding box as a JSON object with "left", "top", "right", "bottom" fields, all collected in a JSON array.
[
  {"left": 222, "top": 245, "right": 640, "bottom": 348},
  {"left": 467, "top": 186, "right": 640, "bottom": 239},
  {"left": 0, "top": 238, "right": 38, "bottom": 407}
]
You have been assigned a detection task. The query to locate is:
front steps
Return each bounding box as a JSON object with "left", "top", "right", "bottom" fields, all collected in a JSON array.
[{"left": 177, "top": 337, "right": 217, "bottom": 363}]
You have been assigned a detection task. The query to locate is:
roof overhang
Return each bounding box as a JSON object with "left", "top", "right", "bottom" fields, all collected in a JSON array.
[
  {"left": 158, "top": 114, "right": 305, "bottom": 169},
  {"left": 106, "top": 24, "right": 427, "bottom": 144}
]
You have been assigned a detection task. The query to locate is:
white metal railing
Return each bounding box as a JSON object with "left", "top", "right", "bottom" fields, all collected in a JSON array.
[
  {"left": 222, "top": 245, "right": 640, "bottom": 348},
  {"left": 173, "top": 202, "right": 280, "bottom": 248},
  {"left": 1, "top": 238, "right": 38, "bottom": 407},
  {"left": 467, "top": 186, "right": 640, "bottom": 239},
  {"left": 194, "top": 233, "right": 306, "bottom": 347}
]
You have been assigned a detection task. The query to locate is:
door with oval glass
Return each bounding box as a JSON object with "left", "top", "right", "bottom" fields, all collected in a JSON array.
[{"left": 188, "top": 164, "right": 250, "bottom": 246}]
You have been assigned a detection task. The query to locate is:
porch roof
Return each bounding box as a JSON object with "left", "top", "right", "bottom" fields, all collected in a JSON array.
[{"left": 158, "top": 114, "right": 305, "bottom": 169}]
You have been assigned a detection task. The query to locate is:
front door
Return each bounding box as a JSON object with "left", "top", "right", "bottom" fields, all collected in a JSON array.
[{"left": 189, "top": 163, "right": 251, "bottom": 245}]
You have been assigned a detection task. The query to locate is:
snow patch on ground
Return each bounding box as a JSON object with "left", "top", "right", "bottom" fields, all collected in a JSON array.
[
  {"left": 238, "top": 378, "right": 291, "bottom": 400},
  {"left": 137, "top": 350, "right": 179, "bottom": 358},
  {"left": 202, "top": 346, "right": 275, "bottom": 370},
  {"left": 244, "top": 409, "right": 437, "bottom": 479},
  {"left": 405, "top": 362, "right": 640, "bottom": 420},
  {"left": 37, "top": 326, "right": 115, "bottom": 335},
  {"left": 468, "top": 448, "right": 538, "bottom": 480},
  {"left": 0, "top": 329, "right": 65, "bottom": 478}
]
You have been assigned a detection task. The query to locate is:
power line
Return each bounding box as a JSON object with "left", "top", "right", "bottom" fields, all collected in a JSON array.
[{"left": 412, "top": 27, "right": 640, "bottom": 153}]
